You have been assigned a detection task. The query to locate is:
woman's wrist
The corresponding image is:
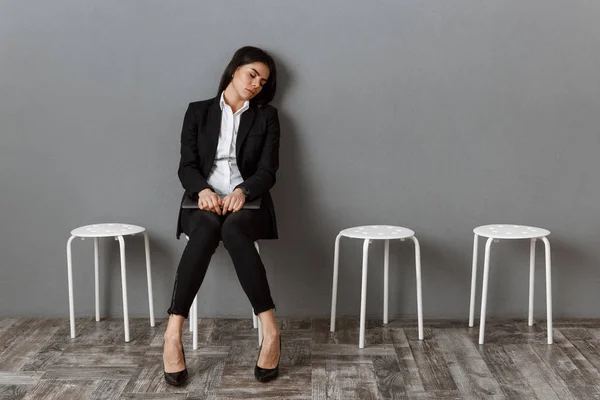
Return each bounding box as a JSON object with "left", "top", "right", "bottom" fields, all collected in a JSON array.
[{"left": 235, "top": 185, "right": 250, "bottom": 198}]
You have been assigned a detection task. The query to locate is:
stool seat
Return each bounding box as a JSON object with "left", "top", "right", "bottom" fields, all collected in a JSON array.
[
  {"left": 474, "top": 224, "right": 550, "bottom": 239},
  {"left": 340, "top": 225, "right": 415, "bottom": 240},
  {"left": 71, "top": 223, "right": 145, "bottom": 238}
]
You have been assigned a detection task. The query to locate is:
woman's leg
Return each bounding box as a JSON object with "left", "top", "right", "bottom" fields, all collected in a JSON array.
[
  {"left": 221, "top": 210, "right": 279, "bottom": 368},
  {"left": 164, "top": 209, "right": 221, "bottom": 373}
]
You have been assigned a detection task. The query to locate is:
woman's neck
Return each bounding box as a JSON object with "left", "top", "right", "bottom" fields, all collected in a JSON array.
[{"left": 223, "top": 86, "right": 245, "bottom": 114}]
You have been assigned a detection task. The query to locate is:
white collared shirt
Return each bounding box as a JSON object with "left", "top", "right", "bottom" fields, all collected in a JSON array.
[{"left": 206, "top": 92, "right": 249, "bottom": 196}]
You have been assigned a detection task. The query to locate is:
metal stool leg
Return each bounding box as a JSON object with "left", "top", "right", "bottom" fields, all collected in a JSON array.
[
  {"left": 94, "top": 237, "right": 100, "bottom": 322},
  {"left": 116, "top": 236, "right": 130, "bottom": 343},
  {"left": 528, "top": 239, "right": 536, "bottom": 326},
  {"left": 469, "top": 234, "right": 479, "bottom": 327},
  {"left": 541, "top": 237, "right": 553, "bottom": 344},
  {"left": 192, "top": 294, "right": 198, "bottom": 350},
  {"left": 143, "top": 232, "right": 155, "bottom": 327},
  {"left": 190, "top": 296, "right": 195, "bottom": 333},
  {"left": 359, "top": 239, "right": 371, "bottom": 349},
  {"left": 478, "top": 237, "right": 494, "bottom": 345},
  {"left": 254, "top": 242, "right": 262, "bottom": 346},
  {"left": 411, "top": 236, "right": 424, "bottom": 340},
  {"left": 66, "top": 236, "right": 77, "bottom": 339},
  {"left": 258, "top": 317, "right": 263, "bottom": 348},
  {"left": 330, "top": 234, "right": 342, "bottom": 332},
  {"left": 383, "top": 239, "right": 389, "bottom": 325}
]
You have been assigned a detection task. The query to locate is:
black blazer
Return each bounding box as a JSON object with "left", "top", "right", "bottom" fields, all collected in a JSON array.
[{"left": 176, "top": 95, "right": 280, "bottom": 240}]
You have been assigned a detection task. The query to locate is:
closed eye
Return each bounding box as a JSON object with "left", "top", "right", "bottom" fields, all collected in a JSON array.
[{"left": 249, "top": 68, "right": 268, "bottom": 86}]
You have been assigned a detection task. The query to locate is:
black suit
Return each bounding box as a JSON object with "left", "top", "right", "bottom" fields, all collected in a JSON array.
[
  {"left": 168, "top": 95, "right": 280, "bottom": 318},
  {"left": 176, "top": 96, "right": 280, "bottom": 240}
]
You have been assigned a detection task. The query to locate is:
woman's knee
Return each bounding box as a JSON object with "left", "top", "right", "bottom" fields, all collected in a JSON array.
[
  {"left": 221, "top": 214, "right": 252, "bottom": 245},
  {"left": 185, "top": 210, "right": 221, "bottom": 241}
]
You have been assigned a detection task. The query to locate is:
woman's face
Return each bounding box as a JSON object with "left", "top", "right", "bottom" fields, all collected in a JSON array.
[{"left": 230, "top": 62, "right": 270, "bottom": 101}]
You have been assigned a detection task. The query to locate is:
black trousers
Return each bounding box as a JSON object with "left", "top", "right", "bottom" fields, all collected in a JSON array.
[{"left": 167, "top": 207, "right": 275, "bottom": 319}]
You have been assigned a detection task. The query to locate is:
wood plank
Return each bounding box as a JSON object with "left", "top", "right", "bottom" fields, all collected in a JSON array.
[
  {"left": 41, "top": 367, "right": 135, "bottom": 380},
  {"left": 435, "top": 329, "right": 503, "bottom": 398},
  {"left": 480, "top": 344, "right": 537, "bottom": 399},
  {"left": 185, "top": 355, "right": 227, "bottom": 399},
  {"left": 570, "top": 339, "right": 600, "bottom": 374},
  {"left": 504, "top": 344, "right": 570, "bottom": 400},
  {"left": 88, "top": 379, "right": 128, "bottom": 400},
  {"left": 371, "top": 354, "right": 408, "bottom": 399},
  {"left": 218, "top": 365, "right": 312, "bottom": 399},
  {"left": 552, "top": 330, "right": 600, "bottom": 395},
  {"left": 408, "top": 336, "right": 457, "bottom": 392},
  {"left": 312, "top": 343, "right": 393, "bottom": 365},
  {"left": 531, "top": 337, "right": 600, "bottom": 399},
  {"left": 23, "top": 379, "right": 96, "bottom": 400},
  {"left": 120, "top": 393, "right": 187, "bottom": 399},
  {"left": 310, "top": 362, "right": 378, "bottom": 400},
  {"left": 0, "top": 326, "right": 59, "bottom": 371},
  {"left": 407, "top": 390, "right": 466, "bottom": 399},
  {"left": 393, "top": 329, "right": 425, "bottom": 393},
  {"left": 0, "top": 385, "right": 31, "bottom": 399},
  {"left": 208, "top": 319, "right": 248, "bottom": 345},
  {"left": 0, "top": 371, "right": 43, "bottom": 385}
]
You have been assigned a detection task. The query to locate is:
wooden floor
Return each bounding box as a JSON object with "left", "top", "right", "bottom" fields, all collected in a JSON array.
[{"left": 1, "top": 317, "right": 600, "bottom": 399}]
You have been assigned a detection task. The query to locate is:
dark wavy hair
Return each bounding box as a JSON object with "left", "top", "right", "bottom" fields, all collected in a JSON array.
[{"left": 217, "top": 46, "right": 277, "bottom": 107}]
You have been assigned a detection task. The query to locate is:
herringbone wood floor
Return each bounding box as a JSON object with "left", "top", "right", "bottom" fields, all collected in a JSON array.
[{"left": 1, "top": 317, "right": 600, "bottom": 399}]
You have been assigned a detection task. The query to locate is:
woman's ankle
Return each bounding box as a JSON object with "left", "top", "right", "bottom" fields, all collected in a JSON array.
[
  {"left": 262, "top": 326, "right": 280, "bottom": 341},
  {"left": 164, "top": 314, "right": 185, "bottom": 341}
]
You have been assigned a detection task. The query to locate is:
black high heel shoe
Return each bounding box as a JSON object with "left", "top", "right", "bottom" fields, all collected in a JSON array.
[
  {"left": 163, "top": 341, "right": 188, "bottom": 387},
  {"left": 254, "top": 336, "right": 281, "bottom": 382}
]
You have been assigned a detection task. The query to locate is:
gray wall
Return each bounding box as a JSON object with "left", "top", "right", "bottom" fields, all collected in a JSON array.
[{"left": 2, "top": 0, "right": 600, "bottom": 320}]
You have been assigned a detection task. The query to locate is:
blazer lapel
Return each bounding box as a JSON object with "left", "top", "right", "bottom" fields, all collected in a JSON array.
[
  {"left": 236, "top": 108, "right": 256, "bottom": 159},
  {"left": 205, "top": 98, "right": 222, "bottom": 173}
]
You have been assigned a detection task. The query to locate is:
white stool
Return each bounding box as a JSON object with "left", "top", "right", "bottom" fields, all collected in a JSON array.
[
  {"left": 184, "top": 235, "right": 262, "bottom": 349},
  {"left": 468, "top": 224, "right": 552, "bottom": 344},
  {"left": 330, "top": 225, "right": 424, "bottom": 348},
  {"left": 66, "top": 223, "right": 155, "bottom": 342}
]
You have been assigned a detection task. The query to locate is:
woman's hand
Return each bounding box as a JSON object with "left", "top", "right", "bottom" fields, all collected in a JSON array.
[
  {"left": 221, "top": 188, "right": 246, "bottom": 215},
  {"left": 197, "top": 189, "right": 223, "bottom": 215}
]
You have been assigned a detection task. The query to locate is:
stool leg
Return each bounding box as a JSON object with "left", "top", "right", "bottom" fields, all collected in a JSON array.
[
  {"left": 94, "top": 237, "right": 100, "bottom": 322},
  {"left": 192, "top": 294, "right": 198, "bottom": 350},
  {"left": 190, "top": 296, "right": 196, "bottom": 333},
  {"left": 330, "top": 234, "right": 342, "bottom": 332},
  {"left": 541, "top": 237, "right": 553, "bottom": 344},
  {"left": 359, "top": 239, "right": 371, "bottom": 349},
  {"left": 143, "top": 233, "right": 155, "bottom": 327},
  {"left": 478, "top": 237, "right": 494, "bottom": 345},
  {"left": 116, "top": 236, "right": 130, "bottom": 343},
  {"left": 383, "top": 239, "right": 390, "bottom": 325},
  {"left": 528, "top": 239, "right": 536, "bottom": 326},
  {"left": 411, "top": 236, "right": 424, "bottom": 340},
  {"left": 66, "top": 236, "right": 76, "bottom": 339},
  {"left": 253, "top": 242, "right": 259, "bottom": 330},
  {"left": 469, "top": 234, "right": 479, "bottom": 327},
  {"left": 258, "top": 317, "right": 263, "bottom": 348}
]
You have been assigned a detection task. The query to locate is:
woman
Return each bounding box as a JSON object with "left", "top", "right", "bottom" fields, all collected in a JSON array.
[{"left": 163, "top": 46, "right": 281, "bottom": 386}]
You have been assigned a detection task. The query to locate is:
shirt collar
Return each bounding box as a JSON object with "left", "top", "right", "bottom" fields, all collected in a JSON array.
[{"left": 219, "top": 91, "right": 250, "bottom": 114}]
